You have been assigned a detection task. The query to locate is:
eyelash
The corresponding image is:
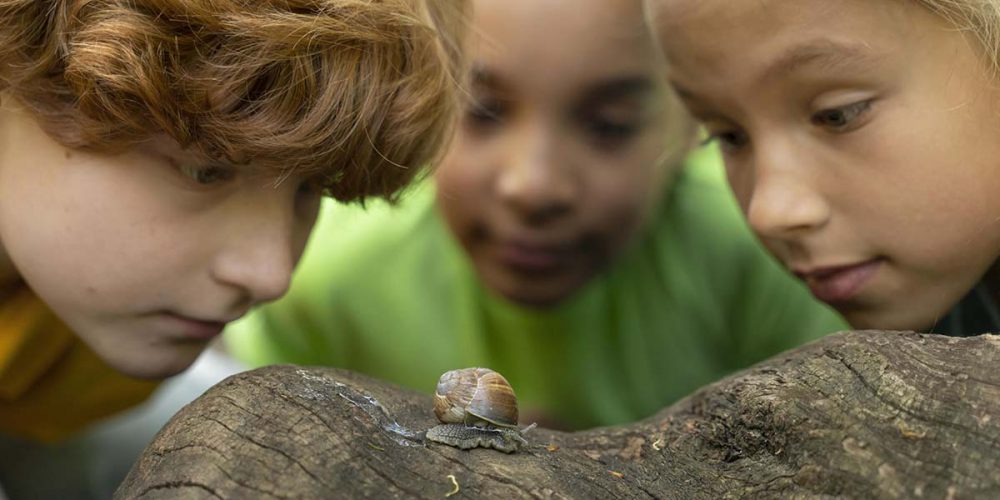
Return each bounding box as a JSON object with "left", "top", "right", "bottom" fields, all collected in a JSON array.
[
  {"left": 700, "top": 99, "right": 875, "bottom": 152},
  {"left": 582, "top": 115, "right": 641, "bottom": 147},
  {"left": 811, "top": 99, "right": 873, "bottom": 131},
  {"left": 700, "top": 129, "right": 748, "bottom": 152},
  {"left": 299, "top": 178, "right": 330, "bottom": 198},
  {"left": 178, "top": 164, "right": 235, "bottom": 186}
]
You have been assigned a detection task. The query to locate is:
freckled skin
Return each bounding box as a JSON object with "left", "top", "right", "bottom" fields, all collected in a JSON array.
[{"left": 0, "top": 103, "right": 321, "bottom": 378}]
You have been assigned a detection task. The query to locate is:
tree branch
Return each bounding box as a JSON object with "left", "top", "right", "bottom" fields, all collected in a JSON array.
[{"left": 116, "top": 331, "right": 1000, "bottom": 499}]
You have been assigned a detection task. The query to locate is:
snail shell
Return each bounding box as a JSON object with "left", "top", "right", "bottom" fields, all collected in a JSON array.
[
  {"left": 427, "top": 367, "right": 533, "bottom": 453},
  {"left": 433, "top": 367, "right": 518, "bottom": 428}
]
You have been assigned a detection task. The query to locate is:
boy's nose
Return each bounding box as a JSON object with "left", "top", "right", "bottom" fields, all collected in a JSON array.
[
  {"left": 745, "top": 143, "right": 830, "bottom": 239},
  {"left": 211, "top": 208, "right": 299, "bottom": 306},
  {"left": 212, "top": 239, "right": 295, "bottom": 305},
  {"left": 497, "top": 128, "right": 576, "bottom": 224}
]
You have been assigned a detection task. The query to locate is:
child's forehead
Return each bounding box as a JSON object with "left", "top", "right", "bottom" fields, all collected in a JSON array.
[
  {"left": 658, "top": 0, "right": 942, "bottom": 87},
  {"left": 471, "top": 0, "right": 658, "bottom": 67},
  {"left": 656, "top": 0, "right": 931, "bottom": 42},
  {"left": 468, "top": 0, "right": 662, "bottom": 100},
  {"left": 474, "top": 0, "right": 649, "bottom": 33}
]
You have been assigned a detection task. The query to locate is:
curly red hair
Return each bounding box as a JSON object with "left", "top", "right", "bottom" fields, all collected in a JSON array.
[{"left": 0, "top": 0, "right": 466, "bottom": 201}]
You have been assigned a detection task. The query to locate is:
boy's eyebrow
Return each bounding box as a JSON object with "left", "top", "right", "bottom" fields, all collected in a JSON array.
[
  {"left": 760, "top": 39, "right": 884, "bottom": 82},
  {"left": 670, "top": 40, "right": 884, "bottom": 104},
  {"left": 470, "top": 67, "right": 653, "bottom": 104},
  {"left": 581, "top": 76, "right": 655, "bottom": 104},
  {"left": 668, "top": 41, "right": 883, "bottom": 120}
]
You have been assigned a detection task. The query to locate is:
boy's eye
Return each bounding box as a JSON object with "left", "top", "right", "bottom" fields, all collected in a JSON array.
[
  {"left": 582, "top": 115, "right": 640, "bottom": 148},
  {"left": 295, "top": 179, "right": 324, "bottom": 218},
  {"left": 702, "top": 128, "right": 749, "bottom": 153},
  {"left": 298, "top": 177, "right": 329, "bottom": 197},
  {"left": 811, "top": 100, "right": 873, "bottom": 131},
  {"left": 180, "top": 165, "right": 235, "bottom": 185}
]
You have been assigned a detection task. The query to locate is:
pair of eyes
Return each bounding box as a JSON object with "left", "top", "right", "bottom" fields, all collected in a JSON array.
[
  {"left": 704, "top": 99, "right": 873, "bottom": 151},
  {"left": 464, "top": 97, "right": 644, "bottom": 149}
]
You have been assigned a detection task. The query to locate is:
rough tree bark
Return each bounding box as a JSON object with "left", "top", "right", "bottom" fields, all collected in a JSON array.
[{"left": 117, "top": 331, "right": 1000, "bottom": 499}]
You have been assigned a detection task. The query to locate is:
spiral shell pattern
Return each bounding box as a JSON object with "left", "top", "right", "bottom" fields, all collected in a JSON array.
[{"left": 433, "top": 367, "right": 518, "bottom": 428}]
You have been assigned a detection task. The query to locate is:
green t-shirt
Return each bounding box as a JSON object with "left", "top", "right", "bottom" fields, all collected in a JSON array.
[{"left": 226, "top": 152, "right": 847, "bottom": 429}]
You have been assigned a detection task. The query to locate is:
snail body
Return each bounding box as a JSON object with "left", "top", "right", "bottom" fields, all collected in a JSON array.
[
  {"left": 425, "top": 421, "right": 528, "bottom": 453},
  {"left": 426, "top": 367, "right": 534, "bottom": 453}
]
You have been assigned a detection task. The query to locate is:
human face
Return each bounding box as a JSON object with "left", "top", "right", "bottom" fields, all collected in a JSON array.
[
  {"left": 0, "top": 104, "right": 321, "bottom": 378},
  {"left": 655, "top": 0, "right": 1000, "bottom": 330},
  {"left": 436, "top": 0, "right": 682, "bottom": 307}
]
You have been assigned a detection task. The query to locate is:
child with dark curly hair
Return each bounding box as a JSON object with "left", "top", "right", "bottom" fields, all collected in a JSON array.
[
  {"left": 228, "top": 0, "right": 847, "bottom": 431},
  {"left": 0, "top": 0, "right": 465, "bottom": 443}
]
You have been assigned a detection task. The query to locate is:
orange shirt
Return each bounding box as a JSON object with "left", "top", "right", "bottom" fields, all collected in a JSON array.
[{"left": 0, "top": 286, "right": 159, "bottom": 442}]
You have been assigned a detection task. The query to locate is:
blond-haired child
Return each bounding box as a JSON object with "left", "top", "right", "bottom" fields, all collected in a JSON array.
[
  {"left": 652, "top": 0, "right": 1000, "bottom": 335},
  {"left": 0, "top": 0, "right": 464, "bottom": 442}
]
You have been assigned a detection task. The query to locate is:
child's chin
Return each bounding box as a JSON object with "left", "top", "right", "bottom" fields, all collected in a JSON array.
[
  {"left": 106, "top": 349, "right": 202, "bottom": 380},
  {"left": 839, "top": 304, "right": 938, "bottom": 333},
  {"left": 499, "top": 280, "right": 580, "bottom": 309}
]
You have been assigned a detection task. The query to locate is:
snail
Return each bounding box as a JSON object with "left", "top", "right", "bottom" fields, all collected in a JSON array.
[{"left": 425, "top": 367, "right": 536, "bottom": 453}]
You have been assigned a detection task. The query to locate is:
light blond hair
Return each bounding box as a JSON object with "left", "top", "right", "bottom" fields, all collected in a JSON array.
[
  {"left": 914, "top": 1, "right": 1000, "bottom": 75},
  {"left": 0, "top": 0, "right": 467, "bottom": 202},
  {"left": 641, "top": 0, "right": 705, "bottom": 167}
]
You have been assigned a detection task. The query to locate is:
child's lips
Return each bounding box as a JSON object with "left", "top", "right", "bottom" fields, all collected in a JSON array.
[
  {"left": 162, "top": 313, "right": 229, "bottom": 340},
  {"left": 495, "top": 240, "right": 575, "bottom": 274},
  {"left": 795, "top": 258, "right": 883, "bottom": 304}
]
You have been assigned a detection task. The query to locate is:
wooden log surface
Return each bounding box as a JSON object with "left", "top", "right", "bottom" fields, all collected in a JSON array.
[{"left": 116, "top": 331, "right": 1000, "bottom": 499}]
